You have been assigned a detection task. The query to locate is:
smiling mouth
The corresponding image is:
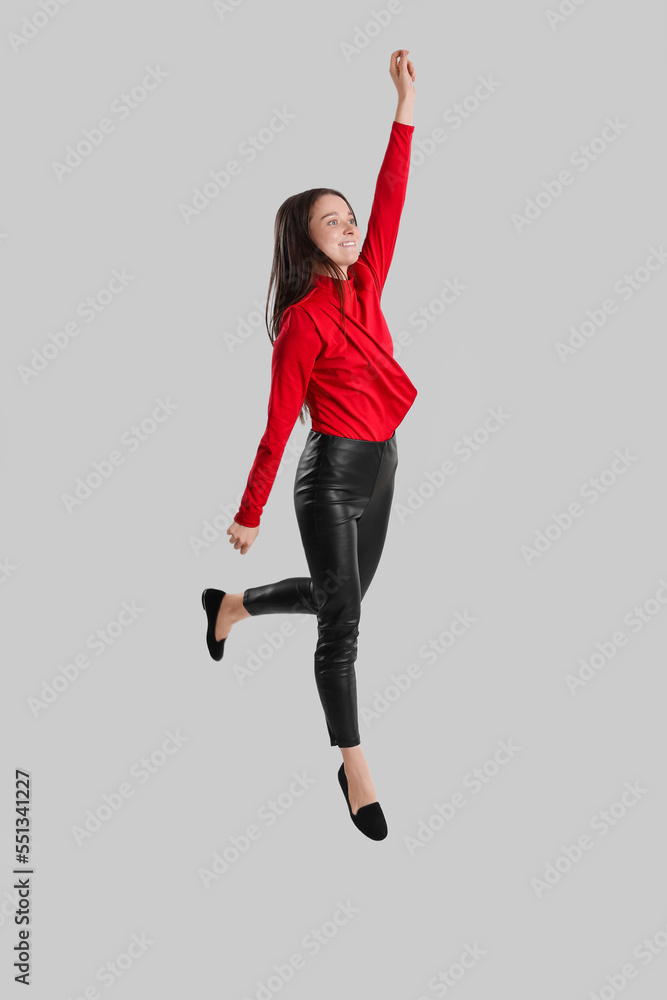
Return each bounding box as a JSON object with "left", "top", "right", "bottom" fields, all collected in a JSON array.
[{"left": 339, "top": 242, "right": 356, "bottom": 247}]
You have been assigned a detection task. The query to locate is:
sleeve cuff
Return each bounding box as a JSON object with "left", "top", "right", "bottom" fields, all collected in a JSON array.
[{"left": 233, "top": 512, "right": 260, "bottom": 528}]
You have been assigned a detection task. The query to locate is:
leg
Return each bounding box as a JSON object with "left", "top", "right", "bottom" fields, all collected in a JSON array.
[
  {"left": 242, "top": 577, "right": 318, "bottom": 617},
  {"left": 296, "top": 498, "right": 363, "bottom": 748},
  {"left": 357, "top": 434, "right": 398, "bottom": 601},
  {"left": 214, "top": 577, "right": 319, "bottom": 642},
  {"left": 294, "top": 433, "right": 369, "bottom": 749},
  {"left": 339, "top": 435, "right": 398, "bottom": 812}
]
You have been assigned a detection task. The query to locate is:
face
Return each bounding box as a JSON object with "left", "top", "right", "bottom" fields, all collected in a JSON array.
[{"left": 308, "top": 194, "right": 360, "bottom": 276}]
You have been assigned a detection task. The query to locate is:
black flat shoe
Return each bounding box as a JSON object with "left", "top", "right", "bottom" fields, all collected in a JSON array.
[
  {"left": 201, "top": 588, "right": 227, "bottom": 661},
  {"left": 338, "top": 763, "right": 388, "bottom": 841}
]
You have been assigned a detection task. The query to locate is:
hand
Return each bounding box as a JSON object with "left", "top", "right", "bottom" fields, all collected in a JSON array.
[
  {"left": 227, "top": 520, "right": 259, "bottom": 555},
  {"left": 389, "top": 49, "right": 416, "bottom": 102}
]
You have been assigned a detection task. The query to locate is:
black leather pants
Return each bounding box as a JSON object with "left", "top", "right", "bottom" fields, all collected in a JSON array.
[{"left": 242, "top": 428, "right": 398, "bottom": 748}]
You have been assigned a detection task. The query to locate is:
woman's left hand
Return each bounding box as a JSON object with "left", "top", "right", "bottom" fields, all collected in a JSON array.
[{"left": 389, "top": 49, "right": 416, "bottom": 101}]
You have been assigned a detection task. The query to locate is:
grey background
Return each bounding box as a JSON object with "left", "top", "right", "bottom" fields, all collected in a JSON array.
[{"left": 2, "top": 0, "right": 667, "bottom": 997}]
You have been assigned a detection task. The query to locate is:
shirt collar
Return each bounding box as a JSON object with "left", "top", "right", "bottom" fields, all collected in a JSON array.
[{"left": 313, "top": 269, "right": 354, "bottom": 286}]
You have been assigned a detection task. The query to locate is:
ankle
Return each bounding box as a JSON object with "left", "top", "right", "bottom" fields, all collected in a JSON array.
[
  {"left": 341, "top": 749, "right": 369, "bottom": 777},
  {"left": 234, "top": 593, "right": 251, "bottom": 621}
]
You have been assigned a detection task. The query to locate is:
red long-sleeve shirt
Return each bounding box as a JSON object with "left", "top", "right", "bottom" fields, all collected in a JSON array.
[{"left": 233, "top": 120, "right": 418, "bottom": 529}]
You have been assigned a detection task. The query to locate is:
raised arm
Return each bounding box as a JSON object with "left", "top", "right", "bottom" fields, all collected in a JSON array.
[
  {"left": 232, "top": 306, "right": 322, "bottom": 529},
  {"left": 356, "top": 50, "right": 417, "bottom": 294}
]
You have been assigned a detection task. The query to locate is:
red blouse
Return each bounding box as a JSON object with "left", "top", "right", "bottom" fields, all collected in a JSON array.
[{"left": 233, "top": 120, "right": 418, "bottom": 529}]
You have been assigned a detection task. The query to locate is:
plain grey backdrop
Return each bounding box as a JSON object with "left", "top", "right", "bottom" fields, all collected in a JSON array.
[{"left": 2, "top": 0, "right": 667, "bottom": 997}]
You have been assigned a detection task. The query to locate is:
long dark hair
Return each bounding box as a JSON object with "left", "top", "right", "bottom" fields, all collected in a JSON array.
[{"left": 265, "top": 188, "right": 356, "bottom": 425}]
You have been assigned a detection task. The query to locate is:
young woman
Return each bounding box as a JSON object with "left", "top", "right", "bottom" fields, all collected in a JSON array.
[{"left": 202, "top": 49, "right": 418, "bottom": 841}]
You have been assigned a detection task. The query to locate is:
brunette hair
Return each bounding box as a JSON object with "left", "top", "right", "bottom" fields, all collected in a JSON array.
[{"left": 264, "top": 188, "right": 356, "bottom": 424}]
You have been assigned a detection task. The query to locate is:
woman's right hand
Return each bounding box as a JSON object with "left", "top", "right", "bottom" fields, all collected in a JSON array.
[
  {"left": 227, "top": 520, "right": 259, "bottom": 555},
  {"left": 389, "top": 49, "right": 416, "bottom": 102}
]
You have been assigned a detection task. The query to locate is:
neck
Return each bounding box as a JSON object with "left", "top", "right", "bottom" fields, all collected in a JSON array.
[{"left": 313, "top": 265, "right": 349, "bottom": 280}]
